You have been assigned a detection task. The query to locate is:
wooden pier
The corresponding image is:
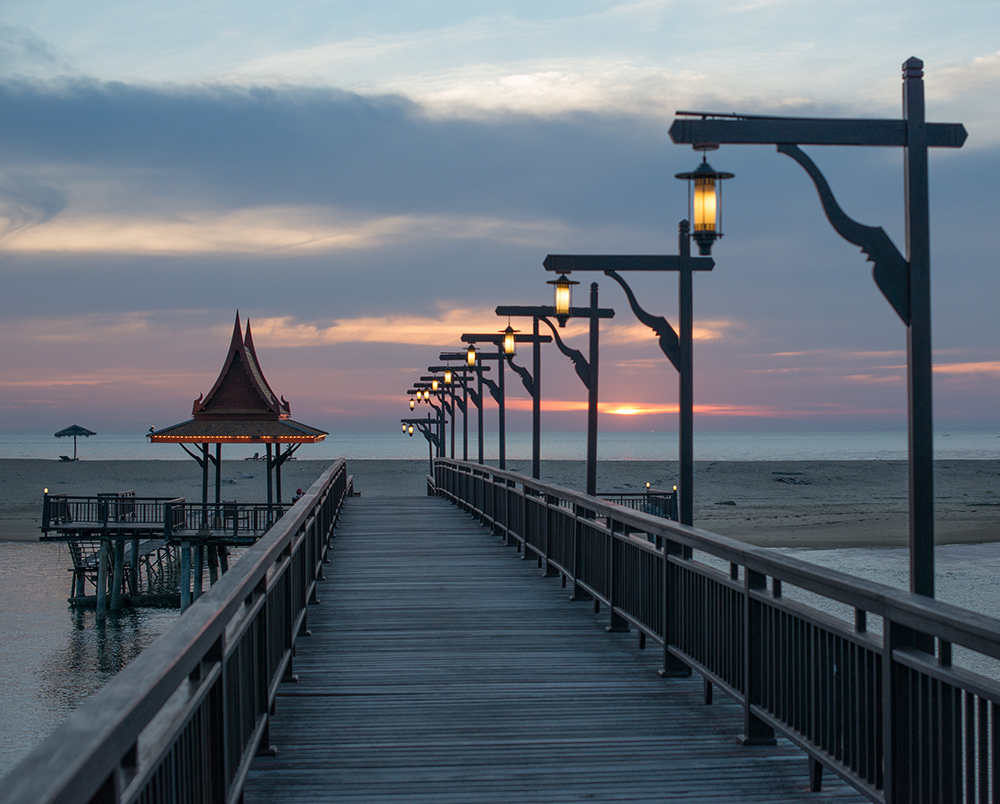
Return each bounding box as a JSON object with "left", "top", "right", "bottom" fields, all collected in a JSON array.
[
  {"left": 243, "top": 496, "right": 864, "bottom": 803},
  {"left": 7, "top": 458, "right": 1000, "bottom": 804}
]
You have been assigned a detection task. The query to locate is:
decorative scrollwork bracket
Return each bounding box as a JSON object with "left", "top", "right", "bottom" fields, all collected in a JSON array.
[
  {"left": 537, "top": 316, "right": 590, "bottom": 387},
  {"left": 777, "top": 144, "right": 910, "bottom": 325},
  {"left": 604, "top": 269, "right": 681, "bottom": 371}
]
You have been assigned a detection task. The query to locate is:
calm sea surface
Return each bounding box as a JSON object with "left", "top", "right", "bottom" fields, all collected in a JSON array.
[
  {"left": 3, "top": 429, "right": 1000, "bottom": 461},
  {"left": 2, "top": 429, "right": 999, "bottom": 778}
]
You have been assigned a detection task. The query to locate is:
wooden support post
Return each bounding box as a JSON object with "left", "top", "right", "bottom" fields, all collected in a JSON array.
[
  {"left": 207, "top": 544, "right": 219, "bottom": 585},
  {"left": 129, "top": 535, "right": 140, "bottom": 596},
  {"left": 110, "top": 538, "right": 125, "bottom": 611},
  {"left": 219, "top": 546, "right": 230, "bottom": 574},
  {"left": 96, "top": 540, "right": 109, "bottom": 619},
  {"left": 180, "top": 542, "right": 192, "bottom": 612},
  {"left": 193, "top": 543, "right": 204, "bottom": 600}
]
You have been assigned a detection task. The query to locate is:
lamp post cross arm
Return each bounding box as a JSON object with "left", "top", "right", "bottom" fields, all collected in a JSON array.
[
  {"left": 460, "top": 333, "right": 552, "bottom": 345},
  {"left": 495, "top": 304, "right": 614, "bottom": 320},
  {"left": 544, "top": 254, "right": 713, "bottom": 272},
  {"left": 537, "top": 315, "right": 590, "bottom": 387},
  {"left": 668, "top": 115, "right": 967, "bottom": 148},
  {"left": 604, "top": 269, "right": 681, "bottom": 370}
]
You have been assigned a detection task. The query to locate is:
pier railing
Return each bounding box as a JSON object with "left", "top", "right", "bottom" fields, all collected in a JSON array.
[
  {"left": 435, "top": 458, "right": 1000, "bottom": 804},
  {"left": 1, "top": 459, "right": 352, "bottom": 804},
  {"left": 42, "top": 492, "right": 293, "bottom": 541}
]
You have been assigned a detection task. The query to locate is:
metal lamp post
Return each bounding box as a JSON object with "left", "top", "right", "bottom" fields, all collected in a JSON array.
[
  {"left": 544, "top": 221, "right": 717, "bottom": 526},
  {"left": 668, "top": 57, "right": 967, "bottom": 598},
  {"left": 461, "top": 332, "right": 551, "bottom": 469},
  {"left": 496, "top": 283, "right": 614, "bottom": 496}
]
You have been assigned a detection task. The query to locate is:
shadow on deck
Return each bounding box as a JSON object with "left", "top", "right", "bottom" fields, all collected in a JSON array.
[{"left": 244, "top": 497, "right": 865, "bottom": 804}]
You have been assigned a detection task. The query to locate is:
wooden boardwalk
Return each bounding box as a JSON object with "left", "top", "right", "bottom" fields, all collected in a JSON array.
[{"left": 244, "top": 497, "right": 868, "bottom": 803}]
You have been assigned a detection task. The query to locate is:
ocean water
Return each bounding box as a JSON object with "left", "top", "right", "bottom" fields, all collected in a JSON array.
[
  {"left": 3, "top": 429, "right": 999, "bottom": 462},
  {"left": 0, "top": 542, "right": 178, "bottom": 777}
]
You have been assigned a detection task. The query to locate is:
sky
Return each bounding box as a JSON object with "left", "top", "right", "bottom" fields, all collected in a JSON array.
[{"left": 1, "top": 0, "right": 999, "bottom": 441}]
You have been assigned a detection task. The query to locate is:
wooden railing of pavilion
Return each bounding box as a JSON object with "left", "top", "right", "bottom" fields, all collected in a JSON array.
[
  {"left": 434, "top": 457, "right": 1000, "bottom": 804},
  {"left": 0, "top": 459, "right": 352, "bottom": 804}
]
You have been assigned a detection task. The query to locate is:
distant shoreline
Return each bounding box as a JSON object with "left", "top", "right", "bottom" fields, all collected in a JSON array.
[{"left": 3, "top": 458, "right": 998, "bottom": 549}]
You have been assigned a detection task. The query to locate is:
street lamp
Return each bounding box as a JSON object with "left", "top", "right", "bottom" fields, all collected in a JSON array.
[
  {"left": 675, "top": 148, "right": 734, "bottom": 256},
  {"left": 497, "top": 284, "right": 614, "bottom": 496},
  {"left": 547, "top": 274, "right": 578, "bottom": 325},
  {"left": 544, "top": 224, "right": 715, "bottom": 526},
  {"left": 409, "top": 398, "right": 416, "bottom": 411},
  {"left": 669, "top": 58, "right": 967, "bottom": 602},
  {"left": 444, "top": 367, "right": 453, "bottom": 385},
  {"left": 466, "top": 343, "right": 476, "bottom": 367},
  {"left": 503, "top": 324, "right": 518, "bottom": 356}
]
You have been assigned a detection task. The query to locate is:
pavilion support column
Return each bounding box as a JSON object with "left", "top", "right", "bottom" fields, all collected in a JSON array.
[
  {"left": 219, "top": 546, "right": 230, "bottom": 574},
  {"left": 214, "top": 443, "right": 222, "bottom": 526},
  {"left": 276, "top": 451, "right": 283, "bottom": 505},
  {"left": 201, "top": 443, "right": 209, "bottom": 529},
  {"left": 266, "top": 443, "right": 274, "bottom": 524}
]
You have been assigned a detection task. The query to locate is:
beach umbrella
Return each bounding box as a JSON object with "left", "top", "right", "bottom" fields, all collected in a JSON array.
[{"left": 54, "top": 424, "right": 97, "bottom": 460}]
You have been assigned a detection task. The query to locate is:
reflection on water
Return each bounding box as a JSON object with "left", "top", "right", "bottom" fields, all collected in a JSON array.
[{"left": 0, "top": 542, "right": 177, "bottom": 777}]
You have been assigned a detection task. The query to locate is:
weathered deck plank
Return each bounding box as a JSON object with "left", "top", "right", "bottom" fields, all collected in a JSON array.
[{"left": 244, "top": 497, "right": 867, "bottom": 803}]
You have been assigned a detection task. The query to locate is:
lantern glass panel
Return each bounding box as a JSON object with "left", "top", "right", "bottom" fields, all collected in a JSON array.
[
  {"left": 503, "top": 327, "right": 516, "bottom": 356},
  {"left": 693, "top": 176, "right": 717, "bottom": 233},
  {"left": 554, "top": 276, "right": 572, "bottom": 316}
]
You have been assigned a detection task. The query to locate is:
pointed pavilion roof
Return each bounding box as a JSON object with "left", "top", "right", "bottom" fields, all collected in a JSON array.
[{"left": 149, "top": 313, "right": 327, "bottom": 444}]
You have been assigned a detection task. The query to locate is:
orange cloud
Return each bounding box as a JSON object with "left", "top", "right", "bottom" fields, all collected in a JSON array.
[
  {"left": 0, "top": 206, "right": 574, "bottom": 255},
  {"left": 935, "top": 361, "right": 1000, "bottom": 376}
]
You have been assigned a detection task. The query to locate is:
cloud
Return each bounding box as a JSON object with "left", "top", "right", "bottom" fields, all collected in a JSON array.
[
  {"left": 0, "top": 26, "right": 72, "bottom": 79},
  {"left": 0, "top": 174, "right": 66, "bottom": 235},
  {"left": 0, "top": 205, "right": 574, "bottom": 255},
  {"left": 935, "top": 361, "right": 1000, "bottom": 376}
]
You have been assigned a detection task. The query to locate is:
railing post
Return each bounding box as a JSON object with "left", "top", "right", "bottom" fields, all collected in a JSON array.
[
  {"left": 542, "top": 493, "right": 560, "bottom": 576},
  {"left": 740, "top": 568, "right": 776, "bottom": 745},
  {"left": 569, "top": 502, "right": 592, "bottom": 602},
  {"left": 606, "top": 518, "right": 629, "bottom": 633},
  {"left": 659, "top": 538, "right": 690, "bottom": 678},
  {"left": 883, "top": 619, "right": 918, "bottom": 803}
]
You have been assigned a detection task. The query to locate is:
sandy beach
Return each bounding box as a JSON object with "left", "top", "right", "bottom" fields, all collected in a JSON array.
[{"left": 1, "top": 458, "right": 997, "bottom": 548}]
